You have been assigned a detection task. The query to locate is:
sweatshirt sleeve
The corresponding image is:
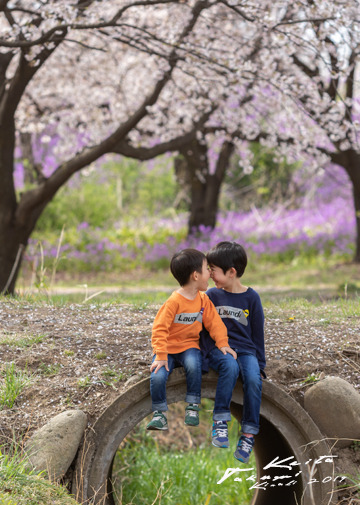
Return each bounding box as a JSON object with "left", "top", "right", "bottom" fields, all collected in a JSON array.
[
  {"left": 202, "top": 294, "right": 229, "bottom": 349},
  {"left": 151, "top": 299, "right": 177, "bottom": 361},
  {"left": 251, "top": 295, "right": 266, "bottom": 371}
]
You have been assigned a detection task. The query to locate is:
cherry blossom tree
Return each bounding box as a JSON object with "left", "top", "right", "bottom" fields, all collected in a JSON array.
[
  {"left": 115, "top": 1, "right": 360, "bottom": 247},
  {"left": 282, "top": 4, "right": 360, "bottom": 261},
  {"left": 239, "top": 2, "right": 360, "bottom": 261},
  {"left": 0, "top": 0, "right": 265, "bottom": 294},
  {"left": 1, "top": 0, "right": 358, "bottom": 295}
]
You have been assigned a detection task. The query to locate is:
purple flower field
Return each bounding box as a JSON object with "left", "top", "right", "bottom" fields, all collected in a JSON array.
[{"left": 23, "top": 162, "right": 355, "bottom": 273}]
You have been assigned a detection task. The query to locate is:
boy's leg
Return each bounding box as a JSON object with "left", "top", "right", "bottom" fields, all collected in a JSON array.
[
  {"left": 207, "top": 348, "right": 239, "bottom": 422},
  {"left": 147, "top": 355, "right": 175, "bottom": 430},
  {"left": 234, "top": 352, "right": 262, "bottom": 462},
  {"left": 177, "top": 348, "right": 202, "bottom": 405},
  {"left": 236, "top": 352, "right": 262, "bottom": 435},
  {"left": 208, "top": 347, "right": 239, "bottom": 448},
  {"left": 177, "top": 348, "right": 202, "bottom": 426}
]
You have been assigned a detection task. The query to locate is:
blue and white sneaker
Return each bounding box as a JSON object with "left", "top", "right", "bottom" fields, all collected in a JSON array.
[
  {"left": 212, "top": 421, "right": 229, "bottom": 448},
  {"left": 234, "top": 434, "right": 255, "bottom": 463}
]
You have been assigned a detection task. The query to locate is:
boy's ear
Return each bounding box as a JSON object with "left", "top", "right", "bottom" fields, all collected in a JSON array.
[{"left": 228, "top": 267, "right": 237, "bottom": 277}]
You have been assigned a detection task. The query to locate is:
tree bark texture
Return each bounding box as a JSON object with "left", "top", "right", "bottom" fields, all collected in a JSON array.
[
  {"left": 330, "top": 150, "right": 360, "bottom": 262},
  {"left": 180, "top": 138, "right": 234, "bottom": 234}
]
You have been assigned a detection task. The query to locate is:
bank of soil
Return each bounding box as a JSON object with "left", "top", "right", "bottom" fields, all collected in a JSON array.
[{"left": 0, "top": 299, "right": 359, "bottom": 503}]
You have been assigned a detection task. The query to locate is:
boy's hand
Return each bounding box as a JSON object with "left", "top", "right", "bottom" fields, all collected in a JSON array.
[
  {"left": 150, "top": 360, "right": 169, "bottom": 373},
  {"left": 220, "top": 346, "right": 237, "bottom": 359}
]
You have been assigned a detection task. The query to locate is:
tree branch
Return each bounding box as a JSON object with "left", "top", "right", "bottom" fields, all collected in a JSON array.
[
  {"left": 272, "top": 16, "right": 336, "bottom": 30},
  {"left": 0, "top": 30, "right": 66, "bottom": 126},
  {"left": 0, "top": 0, "right": 184, "bottom": 48},
  {"left": 14, "top": 0, "right": 209, "bottom": 224},
  {"left": 214, "top": 140, "right": 234, "bottom": 181},
  {"left": 113, "top": 131, "right": 198, "bottom": 160}
]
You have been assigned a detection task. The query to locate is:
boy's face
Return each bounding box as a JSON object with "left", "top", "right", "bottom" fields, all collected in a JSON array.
[
  {"left": 209, "top": 265, "right": 232, "bottom": 289},
  {"left": 195, "top": 259, "right": 211, "bottom": 291}
]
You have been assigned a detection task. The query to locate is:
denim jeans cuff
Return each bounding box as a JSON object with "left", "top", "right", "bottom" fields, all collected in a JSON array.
[
  {"left": 213, "top": 412, "right": 232, "bottom": 422},
  {"left": 185, "top": 393, "right": 201, "bottom": 404},
  {"left": 241, "top": 423, "right": 259, "bottom": 435},
  {"left": 152, "top": 401, "right": 168, "bottom": 412}
]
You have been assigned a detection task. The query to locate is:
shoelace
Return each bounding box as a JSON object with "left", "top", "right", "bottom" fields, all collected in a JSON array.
[
  {"left": 153, "top": 412, "right": 166, "bottom": 423},
  {"left": 239, "top": 437, "right": 254, "bottom": 452},
  {"left": 214, "top": 425, "right": 228, "bottom": 438},
  {"left": 187, "top": 410, "right": 198, "bottom": 418}
]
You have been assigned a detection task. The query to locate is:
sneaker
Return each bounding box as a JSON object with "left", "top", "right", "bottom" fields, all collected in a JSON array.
[
  {"left": 234, "top": 435, "right": 255, "bottom": 463},
  {"left": 146, "top": 411, "right": 168, "bottom": 431},
  {"left": 212, "top": 421, "right": 229, "bottom": 448},
  {"left": 184, "top": 404, "right": 200, "bottom": 426}
]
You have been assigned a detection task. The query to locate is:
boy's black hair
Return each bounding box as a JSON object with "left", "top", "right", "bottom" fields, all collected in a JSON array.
[
  {"left": 170, "top": 248, "right": 206, "bottom": 286},
  {"left": 206, "top": 241, "right": 247, "bottom": 277}
]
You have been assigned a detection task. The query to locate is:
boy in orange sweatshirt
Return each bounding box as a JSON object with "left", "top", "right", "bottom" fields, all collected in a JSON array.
[{"left": 147, "top": 248, "right": 237, "bottom": 430}]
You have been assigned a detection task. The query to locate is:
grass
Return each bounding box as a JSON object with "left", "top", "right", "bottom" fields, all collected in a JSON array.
[
  {"left": 1, "top": 256, "right": 359, "bottom": 505},
  {"left": 37, "top": 362, "right": 61, "bottom": 377},
  {"left": 101, "top": 368, "right": 124, "bottom": 387},
  {"left": 94, "top": 351, "right": 107, "bottom": 360},
  {"left": 0, "top": 334, "right": 44, "bottom": 348},
  {"left": 14, "top": 255, "right": 360, "bottom": 308},
  {"left": 0, "top": 364, "right": 34, "bottom": 410},
  {"left": 263, "top": 296, "right": 360, "bottom": 322},
  {"left": 112, "top": 401, "right": 256, "bottom": 505},
  {"left": 0, "top": 445, "right": 78, "bottom": 505},
  {"left": 77, "top": 376, "right": 91, "bottom": 388}
]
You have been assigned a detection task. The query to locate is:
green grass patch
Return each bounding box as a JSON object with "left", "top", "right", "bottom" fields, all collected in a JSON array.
[
  {"left": 0, "top": 446, "right": 78, "bottom": 505},
  {"left": 0, "top": 333, "right": 44, "bottom": 348},
  {"left": 0, "top": 364, "right": 34, "bottom": 410},
  {"left": 37, "top": 362, "right": 61, "bottom": 377},
  {"left": 11, "top": 289, "right": 172, "bottom": 308},
  {"left": 101, "top": 368, "right": 124, "bottom": 387},
  {"left": 112, "top": 402, "right": 255, "bottom": 505},
  {"left": 264, "top": 296, "right": 360, "bottom": 322}
]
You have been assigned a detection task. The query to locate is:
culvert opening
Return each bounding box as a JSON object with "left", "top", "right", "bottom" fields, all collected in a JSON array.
[
  {"left": 109, "top": 400, "right": 256, "bottom": 504},
  {"left": 73, "top": 369, "right": 336, "bottom": 505}
]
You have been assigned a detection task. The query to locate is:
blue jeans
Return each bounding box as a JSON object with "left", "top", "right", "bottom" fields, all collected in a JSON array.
[
  {"left": 207, "top": 348, "right": 239, "bottom": 422},
  {"left": 208, "top": 349, "right": 262, "bottom": 435},
  {"left": 150, "top": 348, "right": 202, "bottom": 412}
]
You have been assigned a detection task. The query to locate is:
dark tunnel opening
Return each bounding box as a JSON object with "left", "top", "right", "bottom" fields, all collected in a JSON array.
[{"left": 73, "top": 369, "right": 335, "bottom": 505}]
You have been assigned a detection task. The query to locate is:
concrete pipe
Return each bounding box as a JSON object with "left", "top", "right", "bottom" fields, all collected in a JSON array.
[{"left": 72, "top": 369, "right": 335, "bottom": 505}]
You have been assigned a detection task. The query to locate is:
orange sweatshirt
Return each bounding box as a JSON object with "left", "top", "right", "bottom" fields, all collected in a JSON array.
[{"left": 152, "top": 290, "right": 229, "bottom": 361}]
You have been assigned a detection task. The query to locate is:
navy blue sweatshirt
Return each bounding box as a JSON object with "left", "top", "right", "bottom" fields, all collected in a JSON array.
[{"left": 200, "top": 287, "right": 266, "bottom": 372}]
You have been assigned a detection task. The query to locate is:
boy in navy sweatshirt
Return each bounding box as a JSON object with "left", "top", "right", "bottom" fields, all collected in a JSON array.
[{"left": 200, "top": 241, "right": 266, "bottom": 463}]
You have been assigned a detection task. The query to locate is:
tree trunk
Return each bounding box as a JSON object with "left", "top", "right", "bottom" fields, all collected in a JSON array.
[
  {"left": 0, "top": 194, "right": 53, "bottom": 294},
  {"left": 188, "top": 173, "right": 222, "bottom": 231},
  {"left": 331, "top": 149, "right": 360, "bottom": 263},
  {"left": 180, "top": 137, "right": 234, "bottom": 235},
  {"left": 0, "top": 224, "right": 29, "bottom": 295},
  {"left": 344, "top": 153, "right": 360, "bottom": 263}
]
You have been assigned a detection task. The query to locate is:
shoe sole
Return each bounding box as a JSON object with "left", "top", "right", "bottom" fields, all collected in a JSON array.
[
  {"left": 184, "top": 421, "right": 199, "bottom": 426},
  {"left": 212, "top": 440, "right": 229, "bottom": 448},
  {"left": 234, "top": 451, "right": 249, "bottom": 463},
  {"left": 146, "top": 425, "right": 168, "bottom": 431}
]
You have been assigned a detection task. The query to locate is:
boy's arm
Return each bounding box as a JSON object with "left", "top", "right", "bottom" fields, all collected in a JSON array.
[
  {"left": 151, "top": 300, "right": 176, "bottom": 368},
  {"left": 251, "top": 298, "right": 266, "bottom": 374},
  {"left": 203, "top": 295, "right": 236, "bottom": 359}
]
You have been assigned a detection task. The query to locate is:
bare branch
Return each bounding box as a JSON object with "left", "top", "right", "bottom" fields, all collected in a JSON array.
[
  {"left": 0, "top": 0, "right": 186, "bottom": 48},
  {"left": 15, "top": 0, "right": 209, "bottom": 223},
  {"left": 272, "top": 16, "right": 336, "bottom": 30},
  {"left": 0, "top": 0, "right": 9, "bottom": 11},
  {"left": 218, "top": 0, "right": 255, "bottom": 22}
]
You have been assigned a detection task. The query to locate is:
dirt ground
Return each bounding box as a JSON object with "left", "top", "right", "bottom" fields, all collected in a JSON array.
[{"left": 0, "top": 297, "right": 359, "bottom": 503}]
